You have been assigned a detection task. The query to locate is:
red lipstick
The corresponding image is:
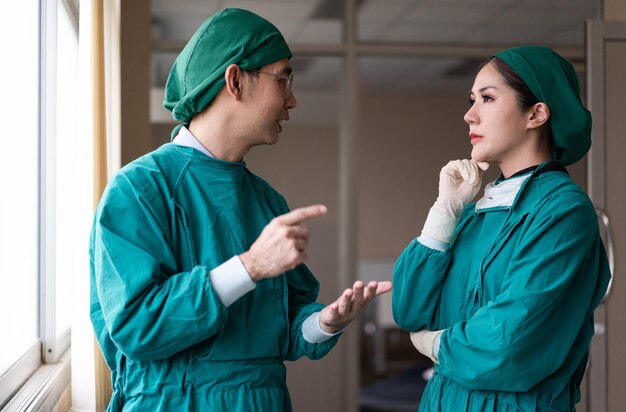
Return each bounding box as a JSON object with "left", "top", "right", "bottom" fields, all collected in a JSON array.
[{"left": 469, "top": 133, "right": 483, "bottom": 145}]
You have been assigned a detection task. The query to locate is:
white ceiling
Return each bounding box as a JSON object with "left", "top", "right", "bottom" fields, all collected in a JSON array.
[{"left": 150, "top": 0, "right": 599, "bottom": 93}]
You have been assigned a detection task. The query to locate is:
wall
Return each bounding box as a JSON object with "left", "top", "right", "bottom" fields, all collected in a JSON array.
[
  {"left": 358, "top": 92, "right": 480, "bottom": 257},
  {"left": 605, "top": 37, "right": 626, "bottom": 412},
  {"left": 247, "top": 124, "right": 342, "bottom": 412},
  {"left": 601, "top": 2, "right": 626, "bottom": 410},
  {"left": 120, "top": 0, "right": 151, "bottom": 166}
]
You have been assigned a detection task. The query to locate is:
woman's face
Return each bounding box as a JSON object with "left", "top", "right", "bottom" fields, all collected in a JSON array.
[{"left": 464, "top": 62, "right": 532, "bottom": 165}]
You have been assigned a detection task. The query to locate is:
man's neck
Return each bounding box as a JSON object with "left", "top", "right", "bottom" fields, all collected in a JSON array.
[{"left": 188, "top": 113, "right": 249, "bottom": 163}]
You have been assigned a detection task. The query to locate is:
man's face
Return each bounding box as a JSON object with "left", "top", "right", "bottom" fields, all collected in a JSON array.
[{"left": 242, "top": 58, "right": 297, "bottom": 146}]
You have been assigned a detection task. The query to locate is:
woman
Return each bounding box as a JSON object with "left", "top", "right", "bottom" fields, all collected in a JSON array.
[{"left": 392, "top": 46, "right": 611, "bottom": 411}]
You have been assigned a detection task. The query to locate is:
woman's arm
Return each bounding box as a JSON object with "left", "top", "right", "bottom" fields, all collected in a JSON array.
[
  {"left": 436, "top": 193, "right": 611, "bottom": 391},
  {"left": 392, "top": 238, "right": 453, "bottom": 331}
]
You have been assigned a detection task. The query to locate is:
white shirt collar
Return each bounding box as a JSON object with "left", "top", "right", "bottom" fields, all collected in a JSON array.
[
  {"left": 172, "top": 126, "right": 214, "bottom": 158},
  {"left": 475, "top": 173, "right": 532, "bottom": 211}
]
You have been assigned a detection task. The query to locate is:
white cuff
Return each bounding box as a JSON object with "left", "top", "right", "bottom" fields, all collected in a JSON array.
[
  {"left": 209, "top": 256, "right": 256, "bottom": 307},
  {"left": 302, "top": 311, "right": 342, "bottom": 343},
  {"left": 417, "top": 234, "right": 449, "bottom": 252},
  {"left": 421, "top": 206, "right": 459, "bottom": 244}
]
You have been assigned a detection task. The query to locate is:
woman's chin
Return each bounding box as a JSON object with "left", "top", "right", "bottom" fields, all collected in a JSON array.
[{"left": 470, "top": 149, "right": 489, "bottom": 163}]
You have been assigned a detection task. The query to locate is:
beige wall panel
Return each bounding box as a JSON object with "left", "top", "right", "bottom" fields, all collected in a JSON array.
[
  {"left": 246, "top": 124, "right": 343, "bottom": 412},
  {"left": 357, "top": 92, "right": 499, "bottom": 257},
  {"left": 605, "top": 1, "right": 626, "bottom": 21},
  {"left": 605, "top": 40, "right": 626, "bottom": 412},
  {"left": 120, "top": 0, "right": 151, "bottom": 166}
]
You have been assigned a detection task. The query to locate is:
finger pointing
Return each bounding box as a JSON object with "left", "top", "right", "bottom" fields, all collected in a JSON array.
[{"left": 276, "top": 204, "right": 328, "bottom": 225}]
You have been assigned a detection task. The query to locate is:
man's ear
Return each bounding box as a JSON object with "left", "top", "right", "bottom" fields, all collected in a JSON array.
[
  {"left": 224, "top": 64, "right": 243, "bottom": 99},
  {"left": 527, "top": 102, "right": 550, "bottom": 130}
]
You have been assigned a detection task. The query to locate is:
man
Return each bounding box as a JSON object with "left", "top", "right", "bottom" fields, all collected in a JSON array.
[{"left": 90, "top": 8, "right": 392, "bottom": 411}]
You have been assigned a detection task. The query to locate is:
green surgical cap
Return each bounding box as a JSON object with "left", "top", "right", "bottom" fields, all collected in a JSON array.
[
  {"left": 163, "top": 8, "right": 292, "bottom": 125},
  {"left": 495, "top": 46, "right": 592, "bottom": 166}
]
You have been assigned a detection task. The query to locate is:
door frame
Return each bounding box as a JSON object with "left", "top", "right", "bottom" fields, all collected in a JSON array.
[{"left": 585, "top": 19, "right": 626, "bottom": 412}]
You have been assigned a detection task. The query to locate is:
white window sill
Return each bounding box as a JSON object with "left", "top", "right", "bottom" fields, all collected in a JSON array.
[{"left": 1, "top": 349, "right": 70, "bottom": 412}]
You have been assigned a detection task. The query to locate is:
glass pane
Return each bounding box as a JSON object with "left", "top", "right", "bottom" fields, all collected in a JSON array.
[
  {"left": 0, "top": 1, "right": 40, "bottom": 374},
  {"left": 55, "top": 0, "right": 80, "bottom": 339},
  {"left": 150, "top": 0, "right": 343, "bottom": 46},
  {"left": 150, "top": 51, "right": 177, "bottom": 130},
  {"left": 358, "top": 0, "right": 597, "bottom": 47},
  {"left": 243, "top": 55, "right": 342, "bottom": 412},
  {"left": 356, "top": 55, "right": 478, "bottom": 409},
  {"left": 359, "top": 55, "right": 480, "bottom": 94},
  {"left": 356, "top": 56, "right": 483, "bottom": 259}
]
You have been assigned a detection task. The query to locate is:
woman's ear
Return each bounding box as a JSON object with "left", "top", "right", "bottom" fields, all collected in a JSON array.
[
  {"left": 527, "top": 102, "right": 550, "bottom": 130},
  {"left": 224, "top": 64, "right": 243, "bottom": 99}
]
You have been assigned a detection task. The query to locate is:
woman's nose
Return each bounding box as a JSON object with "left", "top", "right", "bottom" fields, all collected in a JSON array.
[{"left": 464, "top": 104, "right": 477, "bottom": 125}]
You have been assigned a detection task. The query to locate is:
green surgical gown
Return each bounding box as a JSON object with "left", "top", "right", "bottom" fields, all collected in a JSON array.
[
  {"left": 393, "top": 164, "right": 611, "bottom": 411},
  {"left": 90, "top": 144, "right": 340, "bottom": 411}
]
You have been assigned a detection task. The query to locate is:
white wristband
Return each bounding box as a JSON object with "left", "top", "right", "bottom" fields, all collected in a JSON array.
[
  {"left": 417, "top": 234, "right": 449, "bottom": 252},
  {"left": 302, "top": 311, "right": 342, "bottom": 343},
  {"left": 209, "top": 256, "right": 257, "bottom": 307}
]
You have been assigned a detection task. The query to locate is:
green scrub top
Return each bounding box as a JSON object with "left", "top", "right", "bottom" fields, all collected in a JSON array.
[
  {"left": 90, "top": 143, "right": 339, "bottom": 411},
  {"left": 393, "top": 163, "right": 610, "bottom": 411}
]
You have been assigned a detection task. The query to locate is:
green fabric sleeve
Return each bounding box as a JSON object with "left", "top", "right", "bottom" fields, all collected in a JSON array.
[
  {"left": 284, "top": 264, "right": 341, "bottom": 361},
  {"left": 437, "top": 193, "right": 610, "bottom": 391},
  {"left": 91, "top": 174, "right": 228, "bottom": 362},
  {"left": 392, "top": 240, "right": 451, "bottom": 331},
  {"left": 392, "top": 203, "right": 475, "bottom": 331}
]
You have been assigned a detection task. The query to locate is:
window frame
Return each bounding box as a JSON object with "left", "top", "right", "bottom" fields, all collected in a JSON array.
[{"left": 0, "top": 0, "right": 75, "bottom": 408}]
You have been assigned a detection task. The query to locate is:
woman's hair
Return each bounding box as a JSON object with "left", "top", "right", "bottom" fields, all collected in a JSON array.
[{"left": 486, "top": 56, "right": 538, "bottom": 110}]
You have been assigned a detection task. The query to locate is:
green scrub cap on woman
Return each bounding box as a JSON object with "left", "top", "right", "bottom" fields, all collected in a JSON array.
[
  {"left": 495, "top": 46, "right": 592, "bottom": 166},
  {"left": 163, "top": 8, "right": 292, "bottom": 126}
]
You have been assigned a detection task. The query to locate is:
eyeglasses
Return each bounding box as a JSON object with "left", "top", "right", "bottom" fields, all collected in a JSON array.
[{"left": 247, "top": 70, "right": 294, "bottom": 98}]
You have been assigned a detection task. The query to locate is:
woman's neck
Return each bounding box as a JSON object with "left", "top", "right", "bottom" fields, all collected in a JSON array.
[
  {"left": 498, "top": 150, "right": 551, "bottom": 179},
  {"left": 498, "top": 131, "right": 552, "bottom": 178}
]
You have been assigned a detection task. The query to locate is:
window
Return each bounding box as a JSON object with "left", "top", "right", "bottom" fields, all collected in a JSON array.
[
  {"left": 0, "top": 0, "right": 41, "bottom": 396},
  {"left": 0, "top": 0, "right": 81, "bottom": 407},
  {"left": 48, "top": 0, "right": 79, "bottom": 359}
]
